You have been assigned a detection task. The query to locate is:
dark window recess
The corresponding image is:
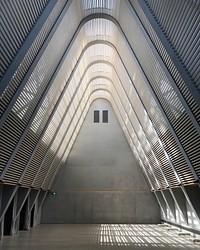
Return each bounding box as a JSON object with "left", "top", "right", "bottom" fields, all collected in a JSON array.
[
  {"left": 94, "top": 110, "right": 99, "bottom": 123},
  {"left": 103, "top": 110, "right": 108, "bottom": 123},
  {"left": 4, "top": 198, "right": 14, "bottom": 235}
]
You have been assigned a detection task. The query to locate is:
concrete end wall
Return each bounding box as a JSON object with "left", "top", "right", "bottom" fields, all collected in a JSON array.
[
  {"left": 42, "top": 99, "right": 160, "bottom": 224},
  {"left": 42, "top": 191, "right": 160, "bottom": 224}
]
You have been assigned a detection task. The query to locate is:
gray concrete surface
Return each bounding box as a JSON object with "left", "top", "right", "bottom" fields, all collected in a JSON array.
[
  {"left": 1, "top": 224, "right": 200, "bottom": 250},
  {"left": 42, "top": 99, "right": 160, "bottom": 224}
]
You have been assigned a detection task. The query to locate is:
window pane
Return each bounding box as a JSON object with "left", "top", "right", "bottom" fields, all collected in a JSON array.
[
  {"left": 102, "top": 110, "right": 108, "bottom": 123},
  {"left": 94, "top": 110, "right": 99, "bottom": 123}
]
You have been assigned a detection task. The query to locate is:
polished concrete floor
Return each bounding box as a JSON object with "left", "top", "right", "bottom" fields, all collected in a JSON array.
[{"left": 1, "top": 224, "right": 200, "bottom": 250}]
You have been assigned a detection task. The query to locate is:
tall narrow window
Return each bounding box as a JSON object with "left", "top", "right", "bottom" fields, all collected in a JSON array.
[
  {"left": 102, "top": 110, "right": 108, "bottom": 123},
  {"left": 94, "top": 110, "right": 99, "bottom": 123}
]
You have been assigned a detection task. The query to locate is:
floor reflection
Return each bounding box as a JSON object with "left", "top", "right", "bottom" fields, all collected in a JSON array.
[
  {"left": 96, "top": 224, "right": 199, "bottom": 249},
  {"left": 1, "top": 224, "right": 200, "bottom": 250}
]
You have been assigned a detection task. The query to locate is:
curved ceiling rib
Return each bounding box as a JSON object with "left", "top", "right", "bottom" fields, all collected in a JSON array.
[
  {"left": 1, "top": 13, "right": 199, "bottom": 189},
  {"left": 0, "top": 0, "right": 200, "bottom": 234},
  {"left": 3, "top": 36, "right": 185, "bottom": 190},
  {"left": 2, "top": 12, "right": 199, "bottom": 133},
  {"left": 1, "top": 25, "right": 198, "bottom": 189}
]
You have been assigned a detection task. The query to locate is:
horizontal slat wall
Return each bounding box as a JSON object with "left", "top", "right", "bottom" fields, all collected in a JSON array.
[
  {"left": 110, "top": 84, "right": 162, "bottom": 190},
  {"left": 34, "top": 76, "right": 111, "bottom": 189},
  {"left": 0, "top": 0, "right": 49, "bottom": 80},
  {"left": 45, "top": 90, "right": 111, "bottom": 190},
  {"left": 19, "top": 45, "right": 99, "bottom": 187},
  {"left": 0, "top": 1, "right": 68, "bottom": 117},
  {"left": 106, "top": 77, "right": 162, "bottom": 190},
  {"left": 113, "top": 54, "right": 180, "bottom": 187},
  {"left": 173, "top": 114, "right": 200, "bottom": 177},
  {"left": 39, "top": 84, "right": 111, "bottom": 190},
  {"left": 112, "top": 72, "right": 168, "bottom": 189},
  {"left": 1, "top": 2, "right": 200, "bottom": 237},
  {"left": 111, "top": 95, "right": 158, "bottom": 190},
  {"left": 2, "top": 28, "right": 196, "bottom": 190},
  {"left": 1, "top": 0, "right": 199, "bottom": 194},
  {"left": 118, "top": 1, "right": 200, "bottom": 181},
  {"left": 43, "top": 118, "right": 84, "bottom": 190},
  {"left": 144, "top": 0, "right": 200, "bottom": 90},
  {"left": 3, "top": 33, "right": 85, "bottom": 185},
  {"left": 14, "top": 48, "right": 113, "bottom": 187},
  {"left": 78, "top": 0, "right": 195, "bottom": 190},
  {"left": 34, "top": 96, "right": 85, "bottom": 189},
  {"left": 114, "top": 32, "right": 196, "bottom": 186},
  {"left": 45, "top": 88, "right": 110, "bottom": 187},
  {"left": 0, "top": 1, "right": 81, "bottom": 183},
  {"left": 129, "top": 0, "right": 200, "bottom": 125}
]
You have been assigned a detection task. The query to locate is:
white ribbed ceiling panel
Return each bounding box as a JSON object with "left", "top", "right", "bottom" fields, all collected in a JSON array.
[
  {"left": 81, "top": 0, "right": 120, "bottom": 18},
  {"left": 84, "top": 19, "right": 118, "bottom": 43}
]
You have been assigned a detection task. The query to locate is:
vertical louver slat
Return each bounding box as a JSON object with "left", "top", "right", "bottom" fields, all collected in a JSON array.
[
  {"left": 112, "top": 83, "right": 166, "bottom": 190},
  {"left": 132, "top": 0, "right": 200, "bottom": 124},
  {"left": 112, "top": 98, "right": 159, "bottom": 190},
  {"left": 43, "top": 158, "right": 61, "bottom": 190},
  {"left": 33, "top": 151, "right": 55, "bottom": 189},
  {"left": 21, "top": 143, "right": 47, "bottom": 188},
  {"left": 0, "top": 112, "right": 26, "bottom": 174},
  {"left": 125, "top": 47, "right": 196, "bottom": 186},
  {"left": 0, "top": 1, "right": 67, "bottom": 117},
  {"left": 45, "top": 98, "right": 91, "bottom": 190},
  {"left": 0, "top": 0, "right": 50, "bottom": 81},
  {"left": 82, "top": 0, "right": 120, "bottom": 19},
  {"left": 41, "top": 85, "right": 104, "bottom": 190},
  {"left": 39, "top": 83, "right": 92, "bottom": 189},
  {"left": 32, "top": 82, "right": 89, "bottom": 190},
  {"left": 124, "top": 1, "right": 200, "bottom": 184},
  {"left": 2, "top": 130, "right": 39, "bottom": 185},
  {"left": 0, "top": 1, "right": 77, "bottom": 185},
  {"left": 120, "top": 72, "right": 180, "bottom": 188},
  {"left": 1, "top": 0, "right": 198, "bottom": 195}
]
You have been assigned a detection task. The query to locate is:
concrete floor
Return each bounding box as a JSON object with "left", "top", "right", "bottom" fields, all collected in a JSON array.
[{"left": 0, "top": 224, "right": 200, "bottom": 250}]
